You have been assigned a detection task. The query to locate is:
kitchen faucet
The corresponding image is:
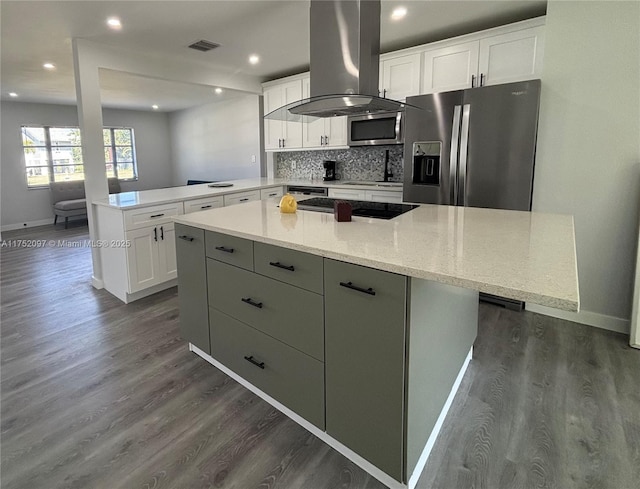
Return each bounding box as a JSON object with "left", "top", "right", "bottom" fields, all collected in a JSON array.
[{"left": 383, "top": 149, "right": 393, "bottom": 182}]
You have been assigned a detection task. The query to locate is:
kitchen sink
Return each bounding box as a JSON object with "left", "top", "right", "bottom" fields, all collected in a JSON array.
[{"left": 339, "top": 181, "right": 403, "bottom": 188}]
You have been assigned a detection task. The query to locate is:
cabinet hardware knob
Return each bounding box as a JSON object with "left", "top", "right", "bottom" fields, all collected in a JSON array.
[
  {"left": 150, "top": 213, "right": 165, "bottom": 218},
  {"left": 215, "top": 246, "right": 234, "bottom": 253},
  {"left": 339, "top": 281, "right": 376, "bottom": 296},
  {"left": 178, "top": 235, "right": 194, "bottom": 242},
  {"left": 244, "top": 355, "right": 265, "bottom": 369},
  {"left": 241, "top": 297, "right": 263, "bottom": 308},
  {"left": 154, "top": 227, "right": 158, "bottom": 242},
  {"left": 269, "top": 261, "right": 295, "bottom": 272}
]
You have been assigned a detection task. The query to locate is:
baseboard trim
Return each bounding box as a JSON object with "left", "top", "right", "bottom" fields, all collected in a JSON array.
[
  {"left": 189, "top": 343, "right": 473, "bottom": 489},
  {"left": 1, "top": 218, "right": 54, "bottom": 232},
  {"left": 91, "top": 276, "right": 104, "bottom": 289},
  {"left": 525, "top": 304, "right": 629, "bottom": 334}
]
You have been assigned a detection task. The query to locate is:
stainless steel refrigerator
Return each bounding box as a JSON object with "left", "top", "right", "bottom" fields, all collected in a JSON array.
[
  {"left": 402, "top": 80, "right": 541, "bottom": 308},
  {"left": 403, "top": 80, "right": 541, "bottom": 210}
]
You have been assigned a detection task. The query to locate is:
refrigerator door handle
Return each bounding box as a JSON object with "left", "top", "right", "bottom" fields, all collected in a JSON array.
[
  {"left": 449, "top": 105, "right": 463, "bottom": 205},
  {"left": 459, "top": 104, "right": 471, "bottom": 206}
]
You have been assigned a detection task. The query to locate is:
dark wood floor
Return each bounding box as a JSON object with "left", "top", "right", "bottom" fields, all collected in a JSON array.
[{"left": 1, "top": 225, "right": 638, "bottom": 489}]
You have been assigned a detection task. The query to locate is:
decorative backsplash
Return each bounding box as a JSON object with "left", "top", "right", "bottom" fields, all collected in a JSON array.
[{"left": 275, "top": 145, "right": 404, "bottom": 182}]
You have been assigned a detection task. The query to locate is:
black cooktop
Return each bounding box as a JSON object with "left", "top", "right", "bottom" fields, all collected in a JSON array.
[{"left": 297, "top": 198, "right": 417, "bottom": 220}]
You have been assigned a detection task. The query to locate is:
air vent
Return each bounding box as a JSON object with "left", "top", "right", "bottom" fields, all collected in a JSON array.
[{"left": 188, "top": 40, "right": 220, "bottom": 52}]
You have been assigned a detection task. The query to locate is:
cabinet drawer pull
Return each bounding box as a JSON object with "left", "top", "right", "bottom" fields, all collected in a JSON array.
[
  {"left": 269, "top": 261, "right": 295, "bottom": 272},
  {"left": 215, "top": 246, "right": 234, "bottom": 253},
  {"left": 178, "top": 235, "right": 194, "bottom": 242},
  {"left": 480, "top": 73, "right": 485, "bottom": 87},
  {"left": 244, "top": 355, "right": 265, "bottom": 369},
  {"left": 239, "top": 198, "right": 249, "bottom": 202},
  {"left": 339, "top": 281, "right": 376, "bottom": 296},
  {"left": 160, "top": 226, "right": 164, "bottom": 240},
  {"left": 150, "top": 213, "right": 165, "bottom": 218},
  {"left": 200, "top": 205, "right": 213, "bottom": 209},
  {"left": 241, "top": 297, "right": 263, "bottom": 309},
  {"left": 471, "top": 74, "right": 476, "bottom": 88},
  {"left": 268, "top": 193, "right": 277, "bottom": 197},
  {"left": 154, "top": 227, "right": 158, "bottom": 242}
]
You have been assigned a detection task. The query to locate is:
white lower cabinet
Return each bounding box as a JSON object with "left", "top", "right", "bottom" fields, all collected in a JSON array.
[
  {"left": 223, "top": 190, "right": 261, "bottom": 206},
  {"left": 184, "top": 196, "right": 224, "bottom": 214},
  {"left": 328, "top": 188, "right": 403, "bottom": 204},
  {"left": 126, "top": 222, "right": 177, "bottom": 293}
]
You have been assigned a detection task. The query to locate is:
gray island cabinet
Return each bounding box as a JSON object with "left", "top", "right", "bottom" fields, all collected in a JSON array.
[
  {"left": 175, "top": 223, "right": 480, "bottom": 487},
  {"left": 173, "top": 199, "right": 578, "bottom": 489}
]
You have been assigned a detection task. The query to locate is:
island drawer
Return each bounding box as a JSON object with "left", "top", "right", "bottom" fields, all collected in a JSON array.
[
  {"left": 223, "top": 190, "right": 261, "bottom": 207},
  {"left": 254, "top": 242, "right": 324, "bottom": 294},
  {"left": 184, "top": 196, "right": 224, "bottom": 214},
  {"left": 207, "top": 259, "right": 324, "bottom": 361},
  {"left": 210, "top": 307, "right": 325, "bottom": 429},
  {"left": 123, "top": 202, "right": 183, "bottom": 231},
  {"left": 205, "top": 231, "right": 254, "bottom": 271},
  {"left": 260, "top": 187, "right": 284, "bottom": 200}
]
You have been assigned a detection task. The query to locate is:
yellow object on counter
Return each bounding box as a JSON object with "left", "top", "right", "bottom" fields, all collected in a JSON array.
[{"left": 279, "top": 193, "right": 298, "bottom": 213}]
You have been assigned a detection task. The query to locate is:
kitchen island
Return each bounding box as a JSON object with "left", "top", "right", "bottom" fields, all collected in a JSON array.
[{"left": 173, "top": 200, "right": 578, "bottom": 489}]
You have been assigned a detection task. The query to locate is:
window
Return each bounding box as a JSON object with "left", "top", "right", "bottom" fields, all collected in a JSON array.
[{"left": 21, "top": 125, "right": 138, "bottom": 188}]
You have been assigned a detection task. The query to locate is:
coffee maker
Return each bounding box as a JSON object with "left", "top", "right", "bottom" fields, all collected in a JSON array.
[{"left": 323, "top": 160, "right": 337, "bottom": 181}]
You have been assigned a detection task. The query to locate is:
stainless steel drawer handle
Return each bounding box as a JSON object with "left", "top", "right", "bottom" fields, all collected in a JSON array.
[
  {"left": 269, "top": 261, "right": 295, "bottom": 272},
  {"left": 200, "top": 205, "right": 212, "bottom": 209},
  {"left": 339, "top": 281, "right": 376, "bottom": 296},
  {"left": 178, "top": 235, "right": 194, "bottom": 242},
  {"left": 244, "top": 355, "right": 265, "bottom": 369},
  {"left": 150, "top": 213, "right": 165, "bottom": 218},
  {"left": 215, "top": 246, "right": 234, "bottom": 253},
  {"left": 241, "top": 297, "right": 263, "bottom": 309}
]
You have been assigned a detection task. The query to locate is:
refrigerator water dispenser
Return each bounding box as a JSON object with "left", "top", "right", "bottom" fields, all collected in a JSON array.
[{"left": 412, "top": 142, "right": 442, "bottom": 185}]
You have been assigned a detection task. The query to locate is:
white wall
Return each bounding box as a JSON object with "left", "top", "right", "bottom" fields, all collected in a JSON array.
[
  {"left": 169, "top": 95, "right": 262, "bottom": 185},
  {"left": 0, "top": 101, "right": 173, "bottom": 229},
  {"left": 529, "top": 1, "right": 640, "bottom": 332}
]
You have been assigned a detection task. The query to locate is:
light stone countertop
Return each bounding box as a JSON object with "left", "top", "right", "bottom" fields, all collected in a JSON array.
[
  {"left": 92, "top": 178, "right": 403, "bottom": 210},
  {"left": 174, "top": 199, "right": 580, "bottom": 312}
]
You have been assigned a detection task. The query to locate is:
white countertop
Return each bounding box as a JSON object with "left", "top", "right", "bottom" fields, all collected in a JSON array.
[
  {"left": 174, "top": 200, "right": 580, "bottom": 312},
  {"left": 92, "top": 178, "right": 403, "bottom": 210}
]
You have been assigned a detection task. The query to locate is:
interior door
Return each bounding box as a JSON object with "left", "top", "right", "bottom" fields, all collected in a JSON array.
[
  {"left": 461, "top": 80, "right": 541, "bottom": 211},
  {"left": 402, "top": 91, "right": 464, "bottom": 205}
]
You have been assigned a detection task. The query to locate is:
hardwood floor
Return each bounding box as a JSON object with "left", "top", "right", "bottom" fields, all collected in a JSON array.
[{"left": 1, "top": 225, "right": 639, "bottom": 489}]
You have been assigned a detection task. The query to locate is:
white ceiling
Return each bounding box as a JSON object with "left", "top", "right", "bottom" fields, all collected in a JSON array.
[{"left": 0, "top": 0, "right": 546, "bottom": 112}]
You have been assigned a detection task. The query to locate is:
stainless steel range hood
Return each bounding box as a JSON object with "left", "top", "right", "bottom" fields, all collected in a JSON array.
[{"left": 265, "top": 0, "right": 411, "bottom": 122}]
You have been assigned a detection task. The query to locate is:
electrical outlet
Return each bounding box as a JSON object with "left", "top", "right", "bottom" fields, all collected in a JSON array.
[
  {"left": 251, "top": 154, "right": 256, "bottom": 163},
  {"left": 291, "top": 161, "right": 297, "bottom": 170}
]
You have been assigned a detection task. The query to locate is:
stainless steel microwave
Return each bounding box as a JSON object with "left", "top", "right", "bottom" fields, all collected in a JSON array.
[{"left": 347, "top": 111, "right": 403, "bottom": 146}]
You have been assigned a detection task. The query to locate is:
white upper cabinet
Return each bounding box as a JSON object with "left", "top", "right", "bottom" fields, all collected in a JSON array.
[
  {"left": 302, "top": 77, "right": 348, "bottom": 149},
  {"left": 264, "top": 79, "right": 303, "bottom": 150},
  {"left": 422, "top": 41, "right": 480, "bottom": 93},
  {"left": 478, "top": 25, "right": 545, "bottom": 86},
  {"left": 380, "top": 53, "right": 421, "bottom": 101}
]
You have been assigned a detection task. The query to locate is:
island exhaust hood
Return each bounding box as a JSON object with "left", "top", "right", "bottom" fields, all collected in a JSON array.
[{"left": 265, "top": 0, "right": 412, "bottom": 122}]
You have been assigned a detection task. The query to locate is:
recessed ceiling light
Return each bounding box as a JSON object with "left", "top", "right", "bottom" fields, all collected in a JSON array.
[
  {"left": 391, "top": 7, "right": 407, "bottom": 20},
  {"left": 248, "top": 54, "right": 260, "bottom": 65},
  {"left": 215, "top": 88, "right": 223, "bottom": 94},
  {"left": 43, "top": 63, "right": 56, "bottom": 70},
  {"left": 9, "top": 92, "right": 18, "bottom": 98},
  {"left": 152, "top": 104, "right": 159, "bottom": 110},
  {"left": 107, "top": 17, "right": 122, "bottom": 30}
]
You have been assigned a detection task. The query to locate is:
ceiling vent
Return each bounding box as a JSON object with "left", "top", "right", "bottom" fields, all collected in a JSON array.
[{"left": 188, "top": 40, "right": 220, "bottom": 52}]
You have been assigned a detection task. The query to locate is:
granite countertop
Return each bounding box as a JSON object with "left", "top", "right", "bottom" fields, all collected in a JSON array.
[
  {"left": 174, "top": 200, "right": 580, "bottom": 312},
  {"left": 92, "top": 178, "right": 403, "bottom": 210}
]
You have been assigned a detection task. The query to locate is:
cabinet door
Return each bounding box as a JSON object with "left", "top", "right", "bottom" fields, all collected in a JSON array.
[
  {"left": 263, "top": 85, "right": 284, "bottom": 150},
  {"left": 478, "top": 26, "right": 545, "bottom": 86},
  {"left": 325, "top": 116, "right": 347, "bottom": 147},
  {"left": 324, "top": 259, "right": 407, "bottom": 481},
  {"left": 158, "top": 222, "right": 177, "bottom": 281},
  {"left": 422, "top": 41, "right": 480, "bottom": 94},
  {"left": 126, "top": 226, "right": 160, "bottom": 293},
  {"left": 328, "top": 188, "right": 366, "bottom": 200},
  {"left": 282, "top": 80, "right": 303, "bottom": 149},
  {"left": 381, "top": 53, "right": 421, "bottom": 101},
  {"left": 175, "top": 224, "right": 209, "bottom": 353},
  {"left": 302, "top": 77, "right": 325, "bottom": 149}
]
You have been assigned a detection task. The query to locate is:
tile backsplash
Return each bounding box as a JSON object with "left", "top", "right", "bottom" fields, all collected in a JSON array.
[{"left": 275, "top": 145, "right": 404, "bottom": 182}]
